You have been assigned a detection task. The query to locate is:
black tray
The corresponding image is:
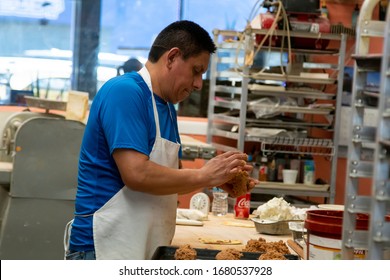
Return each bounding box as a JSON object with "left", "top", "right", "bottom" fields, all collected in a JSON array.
[{"left": 152, "top": 246, "right": 298, "bottom": 260}]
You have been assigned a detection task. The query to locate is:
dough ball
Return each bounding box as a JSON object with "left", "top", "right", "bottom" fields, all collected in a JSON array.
[
  {"left": 174, "top": 244, "right": 197, "bottom": 260},
  {"left": 215, "top": 248, "right": 243, "bottom": 260}
]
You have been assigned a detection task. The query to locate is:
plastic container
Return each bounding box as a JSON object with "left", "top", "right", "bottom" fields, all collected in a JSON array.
[
  {"left": 211, "top": 187, "right": 228, "bottom": 216},
  {"left": 304, "top": 210, "right": 369, "bottom": 260},
  {"left": 303, "top": 159, "right": 315, "bottom": 184},
  {"left": 258, "top": 157, "right": 268, "bottom": 181},
  {"left": 267, "top": 158, "right": 276, "bottom": 181}
]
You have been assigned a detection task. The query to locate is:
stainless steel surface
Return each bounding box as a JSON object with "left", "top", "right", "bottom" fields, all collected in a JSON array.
[{"left": 251, "top": 217, "right": 293, "bottom": 235}]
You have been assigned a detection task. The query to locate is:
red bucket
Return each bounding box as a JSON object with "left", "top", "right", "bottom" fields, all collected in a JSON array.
[
  {"left": 305, "top": 210, "right": 369, "bottom": 239},
  {"left": 304, "top": 210, "right": 369, "bottom": 260}
]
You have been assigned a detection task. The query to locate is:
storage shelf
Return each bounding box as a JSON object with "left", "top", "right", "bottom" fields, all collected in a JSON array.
[
  {"left": 247, "top": 72, "right": 337, "bottom": 84},
  {"left": 207, "top": 28, "right": 347, "bottom": 206},
  {"left": 214, "top": 85, "right": 242, "bottom": 94},
  {"left": 252, "top": 182, "right": 330, "bottom": 198},
  {"left": 213, "top": 100, "right": 241, "bottom": 110},
  {"left": 247, "top": 102, "right": 334, "bottom": 115},
  {"left": 215, "top": 28, "right": 343, "bottom": 40},
  {"left": 212, "top": 127, "right": 239, "bottom": 140},
  {"left": 218, "top": 40, "right": 341, "bottom": 56},
  {"left": 249, "top": 85, "right": 336, "bottom": 100},
  {"left": 211, "top": 128, "right": 332, "bottom": 153},
  {"left": 212, "top": 114, "right": 241, "bottom": 125},
  {"left": 216, "top": 70, "right": 337, "bottom": 84},
  {"left": 250, "top": 28, "right": 343, "bottom": 41},
  {"left": 245, "top": 118, "right": 332, "bottom": 130}
]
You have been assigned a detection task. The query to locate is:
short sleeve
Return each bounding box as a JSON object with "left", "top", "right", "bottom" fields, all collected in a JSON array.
[{"left": 99, "top": 76, "right": 152, "bottom": 156}]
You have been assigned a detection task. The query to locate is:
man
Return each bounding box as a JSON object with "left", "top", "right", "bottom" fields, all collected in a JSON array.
[{"left": 65, "top": 20, "right": 256, "bottom": 260}]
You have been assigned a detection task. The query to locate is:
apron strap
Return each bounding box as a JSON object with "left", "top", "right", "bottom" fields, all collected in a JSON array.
[
  {"left": 63, "top": 219, "right": 74, "bottom": 259},
  {"left": 138, "top": 67, "right": 161, "bottom": 138}
]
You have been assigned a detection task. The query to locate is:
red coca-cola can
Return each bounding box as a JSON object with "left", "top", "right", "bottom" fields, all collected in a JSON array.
[{"left": 234, "top": 193, "right": 251, "bottom": 219}]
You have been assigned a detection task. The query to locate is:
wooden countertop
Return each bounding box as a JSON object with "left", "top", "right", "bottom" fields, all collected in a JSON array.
[{"left": 172, "top": 213, "right": 294, "bottom": 252}]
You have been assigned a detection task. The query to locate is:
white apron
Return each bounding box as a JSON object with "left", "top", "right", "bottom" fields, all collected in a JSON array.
[{"left": 65, "top": 67, "right": 180, "bottom": 260}]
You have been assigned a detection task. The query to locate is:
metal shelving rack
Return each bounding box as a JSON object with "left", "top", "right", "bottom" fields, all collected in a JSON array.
[
  {"left": 368, "top": 1, "right": 390, "bottom": 259},
  {"left": 341, "top": 0, "right": 389, "bottom": 259},
  {"left": 207, "top": 27, "right": 347, "bottom": 204}
]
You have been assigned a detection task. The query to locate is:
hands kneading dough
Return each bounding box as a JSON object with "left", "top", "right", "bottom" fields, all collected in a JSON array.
[
  {"left": 225, "top": 170, "right": 250, "bottom": 197},
  {"left": 222, "top": 168, "right": 258, "bottom": 198}
]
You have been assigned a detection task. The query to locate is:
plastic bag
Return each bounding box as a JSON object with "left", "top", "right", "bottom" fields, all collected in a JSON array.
[{"left": 248, "top": 97, "right": 297, "bottom": 118}]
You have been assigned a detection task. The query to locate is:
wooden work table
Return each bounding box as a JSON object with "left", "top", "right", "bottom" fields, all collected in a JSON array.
[{"left": 172, "top": 213, "right": 300, "bottom": 256}]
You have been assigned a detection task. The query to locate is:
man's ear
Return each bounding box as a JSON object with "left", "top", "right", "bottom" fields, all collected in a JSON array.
[{"left": 166, "top": 48, "right": 181, "bottom": 68}]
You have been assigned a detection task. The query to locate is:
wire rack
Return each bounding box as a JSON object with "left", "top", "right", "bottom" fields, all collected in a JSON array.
[{"left": 260, "top": 137, "right": 334, "bottom": 156}]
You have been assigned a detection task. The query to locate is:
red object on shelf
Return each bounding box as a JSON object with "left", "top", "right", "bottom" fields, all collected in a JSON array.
[{"left": 254, "top": 13, "right": 331, "bottom": 50}]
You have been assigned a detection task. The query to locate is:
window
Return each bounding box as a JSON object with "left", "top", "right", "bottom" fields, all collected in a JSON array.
[{"left": 0, "top": 0, "right": 258, "bottom": 109}]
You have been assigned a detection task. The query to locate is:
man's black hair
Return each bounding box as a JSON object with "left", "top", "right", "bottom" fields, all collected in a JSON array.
[{"left": 148, "top": 20, "right": 216, "bottom": 63}]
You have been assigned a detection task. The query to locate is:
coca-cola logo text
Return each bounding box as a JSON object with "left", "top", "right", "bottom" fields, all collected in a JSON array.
[{"left": 237, "top": 198, "right": 249, "bottom": 208}]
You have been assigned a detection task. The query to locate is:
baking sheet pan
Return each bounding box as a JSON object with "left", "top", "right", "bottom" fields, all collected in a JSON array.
[{"left": 151, "top": 246, "right": 298, "bottom": 260}]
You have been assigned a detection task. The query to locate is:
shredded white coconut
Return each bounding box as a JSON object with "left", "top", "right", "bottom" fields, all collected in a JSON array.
[{"left": 253, "top": 197, "right": 318, "bottom": 221}]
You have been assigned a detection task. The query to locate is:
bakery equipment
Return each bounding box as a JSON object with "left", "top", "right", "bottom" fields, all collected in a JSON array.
[
  {"left": 180, "top": 135, "right": 216, "bottom": 160},
  {"left": 0, "top": 109, "right": 85, "bottom": 259}
]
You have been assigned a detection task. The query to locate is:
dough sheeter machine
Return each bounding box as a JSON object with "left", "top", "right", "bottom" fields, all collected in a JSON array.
[{"left": 0, "top": 98, "right": 85, "bottom": 260}]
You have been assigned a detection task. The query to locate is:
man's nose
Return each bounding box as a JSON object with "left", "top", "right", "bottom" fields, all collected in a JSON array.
[{"left": 193, "top": 76, "right": 203, "bottom": 91}]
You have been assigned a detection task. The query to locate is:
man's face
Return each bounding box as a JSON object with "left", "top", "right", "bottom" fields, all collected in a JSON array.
[{"left": 166, "top": 50, "right": 210, "bottom": 104}]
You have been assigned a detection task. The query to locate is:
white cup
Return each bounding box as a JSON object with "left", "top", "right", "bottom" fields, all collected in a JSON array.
[{"left": 282, "top": 169, "right": 298, "bottom": 184}]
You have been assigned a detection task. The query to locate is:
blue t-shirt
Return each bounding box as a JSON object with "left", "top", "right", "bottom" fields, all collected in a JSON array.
[{"left": 69, "top": 72, "right": 181, "bottom": 251}]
